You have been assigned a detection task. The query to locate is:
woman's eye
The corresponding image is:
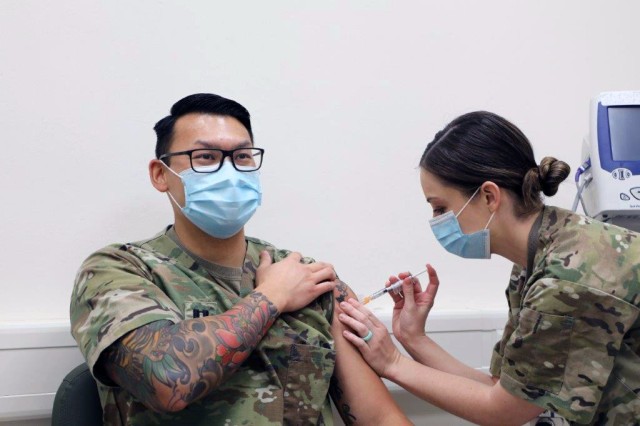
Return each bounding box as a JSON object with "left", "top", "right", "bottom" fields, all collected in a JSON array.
[{"left": 432, "top": 207, "right": 445, "bottom": 216}]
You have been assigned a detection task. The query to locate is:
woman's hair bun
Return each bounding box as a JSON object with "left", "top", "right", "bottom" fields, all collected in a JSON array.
[{"left": 538, "top": 156, "right": 571, "bottom": 196}]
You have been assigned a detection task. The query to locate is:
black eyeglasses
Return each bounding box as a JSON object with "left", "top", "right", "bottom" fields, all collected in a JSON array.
[{"left": 159, "top": 148, "right": 264, "bottom": 173}]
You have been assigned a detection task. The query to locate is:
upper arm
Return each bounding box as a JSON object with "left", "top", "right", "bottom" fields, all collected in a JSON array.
[
  {"left": 99, "top": 320, "right": 181, "bottom": 412},
  {"left": 71, "top": 246, "right": 182, "bottom": 378},
  {"left": 329, "top": 281, "right": 409, "bottom": 425}
]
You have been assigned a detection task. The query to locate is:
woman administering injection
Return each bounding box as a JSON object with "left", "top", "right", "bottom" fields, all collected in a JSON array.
[{"left": 339, "top": 111, "right": 640, "bottom": 425}]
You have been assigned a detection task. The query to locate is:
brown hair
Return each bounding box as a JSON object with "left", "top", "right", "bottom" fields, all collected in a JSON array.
[{"left": 420, "top": 111, "right": 570, "bottom": 216}]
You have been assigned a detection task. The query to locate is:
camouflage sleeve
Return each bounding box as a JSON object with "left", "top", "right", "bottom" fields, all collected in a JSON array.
[
  {"left": 497, "top": 278, "right": 639, "bottom": 423},
  {"left": 490, "top": 265, "right": 525, "bottom": 377},
  {"left": 70, "top": 244, "right": 182, "bottom": 382},
  {"left": 263, "top": 245, "right": 334, "bottom": 322}
]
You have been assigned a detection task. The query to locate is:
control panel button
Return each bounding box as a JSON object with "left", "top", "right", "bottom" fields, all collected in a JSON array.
[
  {"left": 621, "top": 193, "right": 631, "bottom": 201},
  {"left": 630, "top": 187, "right": 640, "bottom": 200},
  {"left": 612, "top": 168, "right": 632, "bottom": 180}
]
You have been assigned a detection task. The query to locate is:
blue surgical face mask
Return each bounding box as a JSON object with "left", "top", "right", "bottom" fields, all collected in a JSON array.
[
  {"left": 164, "top": 161, "right": 262, "bottom": 239},
  {"left": 428, "top": 187, "right": 495, "bottom": 259}
]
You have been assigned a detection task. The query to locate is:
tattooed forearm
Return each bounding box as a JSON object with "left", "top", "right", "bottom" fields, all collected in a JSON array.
[
  {"left": 102, "top": 291, "right": 279, "bottom": 412},
  {"left": 329, "top": 375, "right": 357, "bottom": 425}
]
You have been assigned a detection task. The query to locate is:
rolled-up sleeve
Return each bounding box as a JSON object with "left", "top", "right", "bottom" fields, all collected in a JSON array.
[{"left": 70, "top": 244, "right": 183, "bottom": 383}]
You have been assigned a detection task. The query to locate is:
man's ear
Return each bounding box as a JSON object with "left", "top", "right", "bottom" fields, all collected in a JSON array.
[
  {"left": 149, "top": 159, "right": 169, "bottom": 192},
  {"left": 480, "top": 181, "right": 501, "bottom": 213}
]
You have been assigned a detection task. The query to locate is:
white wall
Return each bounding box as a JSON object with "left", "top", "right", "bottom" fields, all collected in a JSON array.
[{"left": 1, "top": 0, "right": 640, "bottom": 322}]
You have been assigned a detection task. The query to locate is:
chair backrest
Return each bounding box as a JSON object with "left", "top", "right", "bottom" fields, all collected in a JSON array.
[{"left": 52, "top": 363, "right": 103, "bottom": 426}]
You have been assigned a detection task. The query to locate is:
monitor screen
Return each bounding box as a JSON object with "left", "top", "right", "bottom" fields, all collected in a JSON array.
[{"left": 608, "top": 106, "right": 640, "bottom": 161}]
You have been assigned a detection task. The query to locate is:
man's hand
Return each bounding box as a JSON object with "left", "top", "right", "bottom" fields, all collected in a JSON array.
[{"left": 255, "top": 251, "right": 338, "bottom": 313}]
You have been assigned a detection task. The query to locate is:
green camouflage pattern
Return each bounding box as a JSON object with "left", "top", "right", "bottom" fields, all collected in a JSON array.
[
  {"left": 490, "top": 206, "right": 640, "bottom": 425},
  {"left": 71, "top": 228, "right": 336, "bottom": 425}
]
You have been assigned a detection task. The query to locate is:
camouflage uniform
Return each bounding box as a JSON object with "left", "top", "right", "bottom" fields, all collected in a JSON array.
[
  {"left": 490, "top": 206, "right": 640, "bottom": 425},
  {"left": 71, "top": 227, "right": 336, "bottom": 425}
]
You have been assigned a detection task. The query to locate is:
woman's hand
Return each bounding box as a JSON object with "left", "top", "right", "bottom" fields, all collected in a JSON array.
[
  {"left": 338, "top": 299, "right": 404, "bottom": 378},
  {"left": 387, "top": 264, "right": 439, "bottom": 345}
]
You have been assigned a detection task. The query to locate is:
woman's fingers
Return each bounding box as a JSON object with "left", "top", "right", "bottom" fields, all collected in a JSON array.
[
  {"left": 339, "top": 299, "right": 367, "bottom": 321},
  {"left": 427, "top": 263, "right": 439, "bottom": 283},
  {"left": 346, "top": 298, "right": 385, "bottom": 327},
  {"left": 342, "top": 329, "right": 370, "bottom": 351},
  {"left": 397, "top": 271, "right": 412, "bottom": 280},
  {"left": 339, "top": 298, "right": 388, "bottom": 333},
  {"left": 386, "top": 276, "right": 404, "bottom": 304},
  {"left": 338, "top": 312, "right": 370, "bottom": 337},
  {"left": 399, "top": 276, "right": 418, "bottom": 308},
  {"left": 385, "top": 275, "right": 399, "bottom": 287},
  {"left": 424, "top": 264, "right": 440, "bottom": 302}
]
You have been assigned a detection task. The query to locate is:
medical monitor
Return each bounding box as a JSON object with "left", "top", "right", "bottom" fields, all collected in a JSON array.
[
  {"left": 580, "top": 91, "right": 640, "bottom": 231},
  {"left": 597, "top": 104, "right": 640, "bottom": 171},
  {"left": 608, "top": 107, "right": 640, "bottom": 162}
]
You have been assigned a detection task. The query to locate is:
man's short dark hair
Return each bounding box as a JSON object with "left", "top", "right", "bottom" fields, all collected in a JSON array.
[{"left": 154, "top": 93, "right": 253, "bottom": 161}]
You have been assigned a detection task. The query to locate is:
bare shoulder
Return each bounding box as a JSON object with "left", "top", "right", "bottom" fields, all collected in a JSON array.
[{"left": 333, "top": 280, "right": 356, "bottom": 304}]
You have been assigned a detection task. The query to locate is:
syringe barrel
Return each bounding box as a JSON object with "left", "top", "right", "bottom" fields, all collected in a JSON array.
[{"left": 370, "top": 288, "right": 387, "bottom": 300}]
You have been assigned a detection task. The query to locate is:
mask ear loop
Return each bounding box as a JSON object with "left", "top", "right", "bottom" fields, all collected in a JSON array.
[
  {"left": 484, "top": 211, "right": 496, "bottom": 229},
  {"left": 455, "top": 186, "right": 482, "bottom": 218},
  {"left": 481, "top": 184, "right": 497, "bottom": 229},
  {"left": 160, "top": 162, "right": 186, "bottom": 209}
]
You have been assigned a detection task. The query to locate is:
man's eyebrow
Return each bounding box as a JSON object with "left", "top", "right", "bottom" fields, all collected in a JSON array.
[{"left": 194, "top": 140, "right": 252, "bottom": 149}]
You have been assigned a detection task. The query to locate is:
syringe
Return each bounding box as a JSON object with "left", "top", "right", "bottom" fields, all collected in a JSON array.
[{"left": 362, "top": 269, "right": 428, "bottom": 305}]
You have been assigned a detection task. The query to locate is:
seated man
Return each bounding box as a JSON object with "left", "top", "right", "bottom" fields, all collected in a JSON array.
[{"left": 70, "top": 93, "right": 409, "bottom": 425}]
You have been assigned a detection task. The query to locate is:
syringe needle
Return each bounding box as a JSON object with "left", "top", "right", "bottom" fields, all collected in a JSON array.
[{"left": 362, "top": 268, "right": 428, "bottom": 305}]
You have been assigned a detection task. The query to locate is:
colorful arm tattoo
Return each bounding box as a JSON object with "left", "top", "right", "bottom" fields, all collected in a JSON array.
[{"left": 102, "top": 291, "right": 279, "bottom": 412}]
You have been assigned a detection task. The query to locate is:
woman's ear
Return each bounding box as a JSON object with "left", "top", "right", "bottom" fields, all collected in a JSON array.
[{"left": 480, "top": 181, "right": 501, "bottom": 213}]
